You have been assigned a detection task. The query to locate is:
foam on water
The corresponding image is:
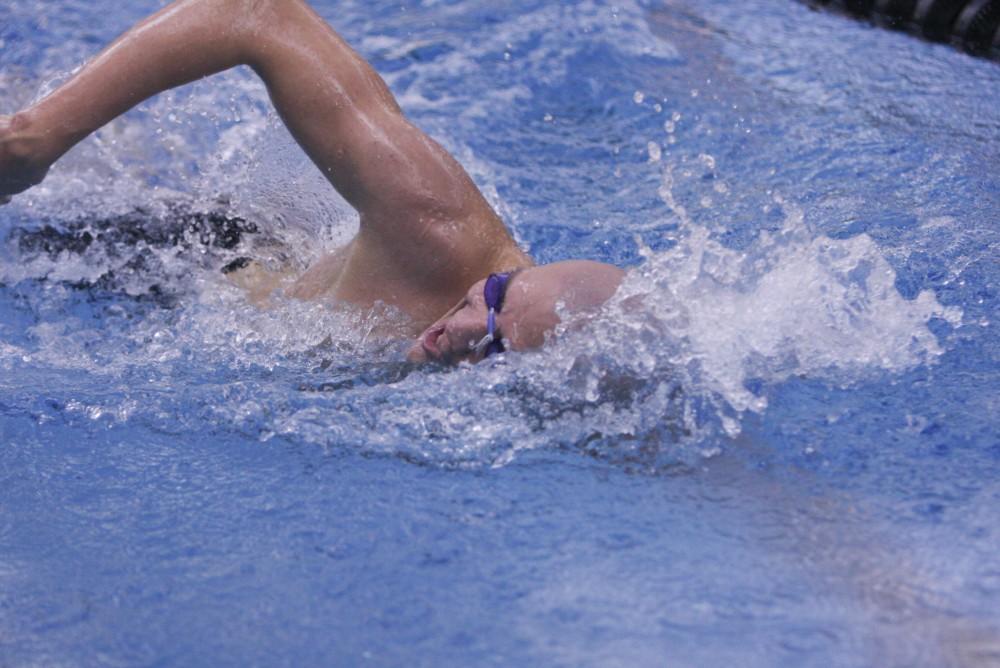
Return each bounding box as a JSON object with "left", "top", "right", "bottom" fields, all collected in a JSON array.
[{"left": 636, "top": 165, "right": 962, "bottom": 418}]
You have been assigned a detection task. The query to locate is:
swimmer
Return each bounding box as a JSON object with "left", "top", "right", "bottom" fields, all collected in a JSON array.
[{"left": 0, "top": 0, "right": 624, "bottom": 364}]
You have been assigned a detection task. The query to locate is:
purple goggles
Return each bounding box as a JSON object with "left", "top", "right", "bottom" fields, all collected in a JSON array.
[{"left": 470, "top": 272, "right": 511, "bottom": 358}]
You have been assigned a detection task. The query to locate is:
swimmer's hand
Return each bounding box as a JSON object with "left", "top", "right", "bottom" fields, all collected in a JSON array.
[{"left": 0, "top": 113, "right": 52, "bottom": 204}]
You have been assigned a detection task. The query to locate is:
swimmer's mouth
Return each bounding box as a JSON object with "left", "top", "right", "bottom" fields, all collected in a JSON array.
[{"left": 420, "top": 324, "right": 447, "bottom": 360}]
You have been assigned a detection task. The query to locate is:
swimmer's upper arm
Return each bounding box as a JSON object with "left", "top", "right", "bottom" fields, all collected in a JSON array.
[
  {"left": 246, "top": 1, "right": 480, "bottom": 228},
  {"left": 232, "top": 0, "right": 517, "bottom": 303}
]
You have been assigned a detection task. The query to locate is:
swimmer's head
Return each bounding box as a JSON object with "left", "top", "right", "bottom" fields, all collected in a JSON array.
[{"left": 407, "top": 260, "right": 625, "bottom": 364}]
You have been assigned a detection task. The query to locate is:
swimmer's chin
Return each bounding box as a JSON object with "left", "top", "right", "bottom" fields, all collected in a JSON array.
[
  {"left": 405, "top": 337, "right": 456, "bottom": 365},
  {"left": 406, "top": 340, "right": 427, "bottom": 363},
  {"left": 405, "top": 336, "right": 438, "bottom": 364}
]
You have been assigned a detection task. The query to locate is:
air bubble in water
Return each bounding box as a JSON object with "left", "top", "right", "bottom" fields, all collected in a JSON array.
[{"left": 647, "top": 142, "right": 662, "bottom": 163}]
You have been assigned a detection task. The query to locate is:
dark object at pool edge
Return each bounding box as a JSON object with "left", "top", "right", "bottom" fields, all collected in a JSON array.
[{"left": 804, "top": 0, "right": 1000, "bottom": 60}]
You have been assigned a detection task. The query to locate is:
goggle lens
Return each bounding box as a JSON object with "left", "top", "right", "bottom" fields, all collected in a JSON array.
[{"left": 470, "top": 272, "right": 511, "bottom": 357}]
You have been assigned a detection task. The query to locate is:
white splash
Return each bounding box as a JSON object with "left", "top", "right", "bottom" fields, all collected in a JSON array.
[{"left": 597, "top": 164, "right": 962, "bottom": 426}]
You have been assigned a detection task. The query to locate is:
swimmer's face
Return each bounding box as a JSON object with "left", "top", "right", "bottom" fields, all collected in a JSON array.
[
  {"left": 406, "top": 276, "right": 518, "bottom": 365},
  {"left": 406, "top": 261, "right": 625, "bottom": 365}
]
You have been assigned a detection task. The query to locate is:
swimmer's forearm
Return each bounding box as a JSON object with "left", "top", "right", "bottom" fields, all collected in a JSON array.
[
  {"left": 18, "top": 0, "right": 401, "bottom": 209},
  {"left": 23, "top": 0, "right": 260, "bottom": 162}
]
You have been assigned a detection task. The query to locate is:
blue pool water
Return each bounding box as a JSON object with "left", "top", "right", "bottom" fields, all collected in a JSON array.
[{"left": 2, "top": 0, "right": 1000, "bottom": 665}]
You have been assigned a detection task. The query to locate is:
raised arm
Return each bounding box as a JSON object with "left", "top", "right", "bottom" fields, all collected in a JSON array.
[{"left": 0, "top": 0, "right": 507, "bottom": 252}]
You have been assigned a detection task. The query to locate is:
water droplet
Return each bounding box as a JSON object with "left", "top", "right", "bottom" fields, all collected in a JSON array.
[
  {"left": 633, "top": 90, "right": 645, "bottom": 104},
  {"left": 647, "top": 142, "right": 662, "bottom": 163}
]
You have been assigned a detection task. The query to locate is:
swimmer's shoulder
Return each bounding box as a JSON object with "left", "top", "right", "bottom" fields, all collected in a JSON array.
[{"left": 286, "top": 241, "right": 355, "bottom": 301}]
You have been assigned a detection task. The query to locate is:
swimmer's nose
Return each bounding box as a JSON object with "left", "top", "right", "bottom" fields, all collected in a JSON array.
[{"left": 444, "top": 316, "right": 479, "bottom": 356}]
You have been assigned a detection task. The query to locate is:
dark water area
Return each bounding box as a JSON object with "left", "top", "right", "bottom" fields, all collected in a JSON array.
[{"left": 2, "top": 0, "right": 999, "bottom": 665}]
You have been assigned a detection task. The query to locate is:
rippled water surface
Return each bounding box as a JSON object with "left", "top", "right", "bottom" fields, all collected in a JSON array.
[{"left": 2, "top": 1, "right": 999, "bottom": 666}]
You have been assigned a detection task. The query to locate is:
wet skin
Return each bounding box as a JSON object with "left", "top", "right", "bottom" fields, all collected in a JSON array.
[
  {"left": 407, "top": 261, "right": 626, "bottom": 365},
  {"left": 408, "top": 277, "right": 500, "bottom": 365}
]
